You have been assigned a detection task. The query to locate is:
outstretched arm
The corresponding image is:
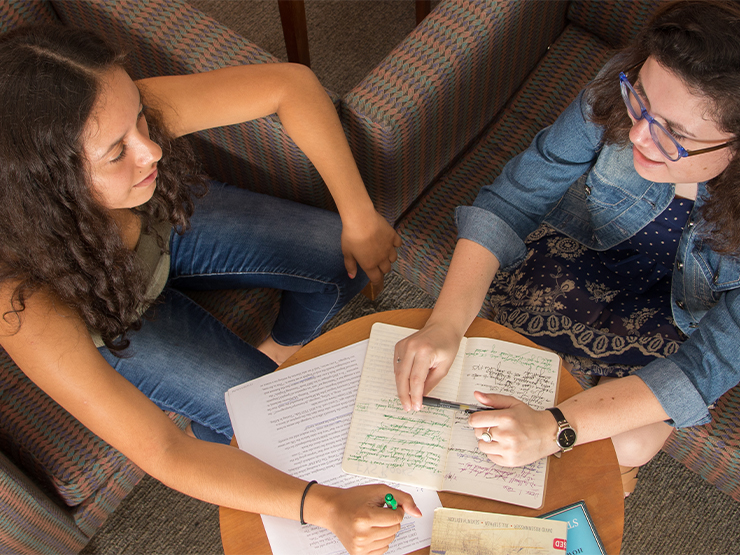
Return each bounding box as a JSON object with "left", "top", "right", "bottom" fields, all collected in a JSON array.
[
  {"left": 468, "top": 376, "right": 670, "bottom": 467},
  {"left": 394, "top": 238, "right": 500, "bottom": 410},
  {"left": 0, "top": 285, "right": 419, "bottom": 554},
  {"left": 137, "top": 64, "right": 400, "bottom": 286}
]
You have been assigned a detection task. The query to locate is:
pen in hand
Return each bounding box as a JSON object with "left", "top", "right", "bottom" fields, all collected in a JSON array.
[
  {"left": 421, "top": 396, "right": 489, "bottom": 414},
  {"left": 384, "top": 493, "right": 397, "bottom": 510}
]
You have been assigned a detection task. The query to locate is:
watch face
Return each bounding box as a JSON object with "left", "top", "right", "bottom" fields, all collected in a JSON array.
[{"left": 558, "top": 428, "right": 577, "bottom": 449}]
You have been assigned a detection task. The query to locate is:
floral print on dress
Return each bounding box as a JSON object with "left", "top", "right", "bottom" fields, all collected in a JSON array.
[
  {"left": 546, "top": 236, "right": 586, "bottom": 260},
  {"left": 486, "top": 197, "right": 693, "bottom": 375},
  {"left": 585, "top": 281, "right": 619, "bottom": 304}
]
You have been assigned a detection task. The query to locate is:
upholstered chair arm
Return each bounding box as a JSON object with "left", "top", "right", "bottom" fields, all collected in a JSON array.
[{"left": 341, "top": 0, "right": 569, "bottom": 223}]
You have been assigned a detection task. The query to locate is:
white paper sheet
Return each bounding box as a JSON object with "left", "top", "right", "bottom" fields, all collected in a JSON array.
[{"left": 226, "top": 340, "right": 441, "bottom": 555}]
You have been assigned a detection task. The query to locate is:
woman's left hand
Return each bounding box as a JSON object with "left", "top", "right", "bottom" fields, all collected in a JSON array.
[
  {"left": 341, "top": 209, "right": 402, "bottom": 286},
  {"left": 468, "top": 391, "right": 561, "bottom": 467}
]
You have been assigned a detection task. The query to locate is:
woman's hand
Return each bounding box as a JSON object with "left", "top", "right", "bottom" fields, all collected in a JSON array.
[
  {"left": 341, "top": 209, "right": 401, "bottom": 286},
  {"left": 393, "top": 322, "right": 464, "bottom": 411},
  {"left": 306, "top": 484, "right": 421, "bottom": 555},
  {"left": 468, "top": 391, "right": 560, "bottom": 467}
]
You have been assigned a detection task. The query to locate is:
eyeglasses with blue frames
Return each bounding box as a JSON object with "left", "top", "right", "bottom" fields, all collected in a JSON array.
[{"left": 618, "top": 70, "right": 737, "bottom": 162}]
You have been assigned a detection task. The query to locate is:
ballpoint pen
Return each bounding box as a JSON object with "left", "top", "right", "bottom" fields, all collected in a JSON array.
[{"left": 421, "top": 396, "right": 489, "bottom": 414}]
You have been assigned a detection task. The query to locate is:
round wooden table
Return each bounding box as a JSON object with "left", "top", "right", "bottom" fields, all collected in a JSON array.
[{"left": 220, "top": 309, "right": 624, "bottom": 554}]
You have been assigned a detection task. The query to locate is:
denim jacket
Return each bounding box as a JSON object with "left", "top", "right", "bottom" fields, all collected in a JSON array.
[{"left": 456, "top": 90, "right": 740, "bottom": 428}]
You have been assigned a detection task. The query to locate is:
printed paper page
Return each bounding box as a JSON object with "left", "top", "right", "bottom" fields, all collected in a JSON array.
[
  {"left": 441, "top": 337, "right": 560, "bottom": 508},
  {"left": 227, "top": 342, "right": 367, "bottom": 483},
  {"left": 263, "top": 477, "right": 440, "bottom": 555},
  {"left": 226, "top": 340, "right": 441, "bottom": 555},
  {"left": 342, "top": 323, "right": 465, "bottom": 489}
]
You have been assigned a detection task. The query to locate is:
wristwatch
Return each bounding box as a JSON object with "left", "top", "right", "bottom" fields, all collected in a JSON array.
[{"left": 546, "top": 407, "right": 577, "bottom": 457}]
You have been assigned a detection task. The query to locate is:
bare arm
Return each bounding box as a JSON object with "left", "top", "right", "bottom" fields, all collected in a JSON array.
[
  {"left": 394, "top": 238, "right": 500, "bottom": 410},
  {"left": 468, "top": 375, "right": 669, "bottom": 467},
  {"left": 137, "top": 65, "right": 400, "bottom": 286},
  {"left": 0, "top": 287, "right": 419, "bottom": 553},
  {"left": 393, "top": 238, "right": 670, "bottom": 466}
]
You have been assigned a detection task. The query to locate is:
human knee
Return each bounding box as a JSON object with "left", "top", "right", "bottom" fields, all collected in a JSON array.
[{"left": 611, "top": 423, "right": 672, "bottom": 467}]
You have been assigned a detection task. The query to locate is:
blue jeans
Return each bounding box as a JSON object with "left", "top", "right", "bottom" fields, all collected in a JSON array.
[{"left": 100, "top": 183, "right": 368, "bottom": 443}]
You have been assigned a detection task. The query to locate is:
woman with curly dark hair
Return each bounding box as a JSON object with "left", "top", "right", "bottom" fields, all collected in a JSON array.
[
  {"left": 0, "top": 24, "right": 419, "bottom": 553},
  {"left": 394, "top": 0, "right": 740, "bottom": 495}
]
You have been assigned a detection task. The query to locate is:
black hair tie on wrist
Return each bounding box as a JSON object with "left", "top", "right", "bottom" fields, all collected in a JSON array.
[{"left": 300, "top": 480, "right": 318, "bottom": 525}]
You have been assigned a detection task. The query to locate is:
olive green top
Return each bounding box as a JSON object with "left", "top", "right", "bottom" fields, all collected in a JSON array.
[{"left": 91, "top": 220, "right": 172, "bottom": 348}]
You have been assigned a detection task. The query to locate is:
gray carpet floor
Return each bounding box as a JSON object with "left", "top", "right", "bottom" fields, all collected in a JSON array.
[{"left": 81, "top": 1, "right": 740, "bottom": 554}]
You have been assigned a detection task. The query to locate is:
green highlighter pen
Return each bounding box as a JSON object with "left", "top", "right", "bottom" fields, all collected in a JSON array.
[{"left": 384, "top": 493, "right": 397, "bottom": 510}]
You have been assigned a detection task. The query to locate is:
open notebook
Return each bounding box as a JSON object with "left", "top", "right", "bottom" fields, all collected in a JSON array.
[{"left": 341, "top": 323, "right": 561, "bottom": 509}]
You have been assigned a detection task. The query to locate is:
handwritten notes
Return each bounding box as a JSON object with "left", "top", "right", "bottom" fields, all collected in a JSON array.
[
  {"left": 342, "top": 323, "right": 560, "bottom": 509},
  {"left": 459, "top": 338, "right": 559, "bottom": 409},
  {"left": 343, "top": 325, "right": 461, "bottom": 489}
]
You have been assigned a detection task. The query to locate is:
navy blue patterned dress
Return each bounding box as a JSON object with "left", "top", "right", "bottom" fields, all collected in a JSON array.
[{"left": 488, "top": 198, "right": 693, "bottom": 376}]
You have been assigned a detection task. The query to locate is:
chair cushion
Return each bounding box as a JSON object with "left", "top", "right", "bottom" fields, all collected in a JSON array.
[
  {"left": 0, "top": 350, "right": 147, "bottom": 539},
  {"left": 0, "top": 352, "right": 135, "bottom": 509},
  {"left": 342, "top": 0, "right": 569, "bottom": 223},
  {"left": 567, "top": 0, "right": 666, "bottom": 49},
  {"left": 183, "top": 288, "right": 281, "bottom": 348},
  {"left": 0, "top": 0, "right": 58, "bottom": 34},
  {"left": 663, "top": 388, "right": 740, "bottom": 501},
  {"left": 0, "top": 450, "right": 86, "bottom": 554}
]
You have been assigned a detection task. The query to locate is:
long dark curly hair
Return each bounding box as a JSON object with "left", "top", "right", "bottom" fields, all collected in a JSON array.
[
  {"left": 0, "top": 25, "right": 207, "bottom": 353},
  {"left": 588, "top": 0, "right": 740, "bottom": 254}
]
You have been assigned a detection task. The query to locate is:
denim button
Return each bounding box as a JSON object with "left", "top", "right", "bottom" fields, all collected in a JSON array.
[
  {"left": 687, "top": 221, "right": 695, "bottom": 228},
  {"left": 584, "top": 185, "right": 592, "bottom": 195},
  {"left": 676, "top": 300, "right": 686, "bottom": 309},
  {"left": 676, "top": 261, "right": 684, "bottom": 271}
]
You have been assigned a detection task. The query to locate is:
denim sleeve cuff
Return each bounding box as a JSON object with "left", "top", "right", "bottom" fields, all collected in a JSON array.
[
  {"left": 636, "top": 358, "right": 711, "bottom": 428},
  {"left": 455, "top": 206, "right": 528, "bottom": 271}
]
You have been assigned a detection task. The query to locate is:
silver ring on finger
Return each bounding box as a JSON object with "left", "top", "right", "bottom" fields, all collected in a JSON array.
[
  {"left": 481, "top": 427, "right": 493, "bottom": 443},
  {"left": 396, "top": 357, "right": 401, "bottom": 364}
]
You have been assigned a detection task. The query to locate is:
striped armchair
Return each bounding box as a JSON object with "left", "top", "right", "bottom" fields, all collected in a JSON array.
[
  {"left": 344, "top": 0, "right": 740, "bottom": 503},
  {"left": 0, "top": 0, "right": 341, "bottom": 552}
]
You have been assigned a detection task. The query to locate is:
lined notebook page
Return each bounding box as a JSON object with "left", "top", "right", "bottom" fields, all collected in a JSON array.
[
  {"left": 457, "top": 337, "right": 560, "bottom": 408},
  {"left": 342, "top": 323, "right": 465, "bottom": 489},
  {"left": 442, "top": 337, "right": 560, "bottom": 508}
]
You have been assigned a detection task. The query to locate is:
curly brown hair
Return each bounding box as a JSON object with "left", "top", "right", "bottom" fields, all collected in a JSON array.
[
  {"left": 587, "top": 0, "right": 740, "bottom": 254},
  {"left": 0, "top": 25, "right": 207, "bottom": 353}
]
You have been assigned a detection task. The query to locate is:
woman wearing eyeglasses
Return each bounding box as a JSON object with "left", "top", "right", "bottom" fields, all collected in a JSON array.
[{"left": 393, "top": 0, "right": 740, "bottom": 495}]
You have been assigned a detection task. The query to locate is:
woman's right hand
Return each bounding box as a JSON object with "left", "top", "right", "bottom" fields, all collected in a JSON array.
[
  {"left": 393, "top": 322, "right": 463, "bottom": 411},
  {"left": 306, "top": 484, "right": 421, "bottom": 555}
]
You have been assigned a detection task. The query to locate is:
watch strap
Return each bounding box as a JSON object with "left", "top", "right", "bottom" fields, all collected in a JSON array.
[
  {"left": 546, "top": 407, "right": 576, "bottom": 454},
  {"left": 546, "top": 407, "right": 567, "bottom": 425}
]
